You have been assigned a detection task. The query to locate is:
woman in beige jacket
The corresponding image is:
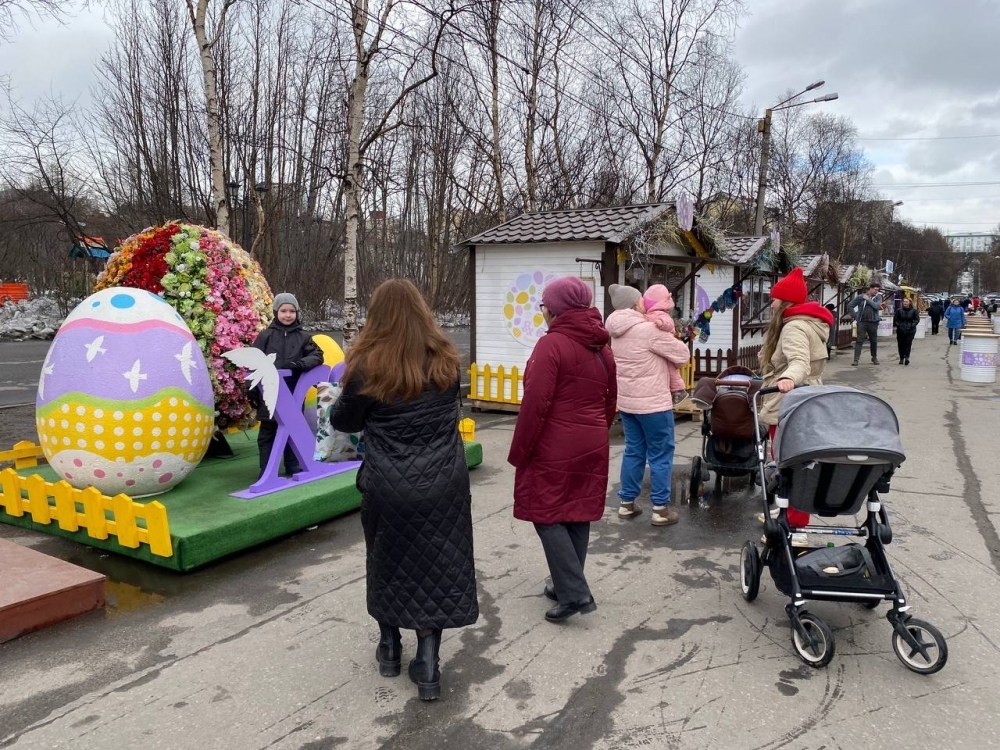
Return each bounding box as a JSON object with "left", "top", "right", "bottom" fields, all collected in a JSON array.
[{"left": 757, "top": 268, "right": 834, "bottom": 526}]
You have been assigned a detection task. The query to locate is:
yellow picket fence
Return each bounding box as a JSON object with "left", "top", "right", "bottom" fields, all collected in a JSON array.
[
  {"left": 0, "top": 440, "right": 46, "bottom": 469},
  {"left": 458, "top": 418, "right": 476, "bottom": 442},
  {"left": 469, "top": 362, "right": 523, "bottom": 405},
  {"left": 468, "top": 360, "right": 695, "bottom": 407},
  {"left": 0, "top": 464, "right": 173, "bottom": 558}
]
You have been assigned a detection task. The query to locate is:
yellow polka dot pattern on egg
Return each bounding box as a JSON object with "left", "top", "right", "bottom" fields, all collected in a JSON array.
[{"left": 37, "top": 389, "right": 215, "bottom": 464}]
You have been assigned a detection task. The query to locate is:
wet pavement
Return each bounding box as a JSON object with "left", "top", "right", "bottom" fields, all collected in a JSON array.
[{"left": 2, "top": 334, "right": 1000, "bottom": 749}]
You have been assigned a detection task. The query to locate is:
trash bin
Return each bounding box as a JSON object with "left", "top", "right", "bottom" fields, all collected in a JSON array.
[{"left": 960, "top": 332, "right": 1000, "bottom": 384}]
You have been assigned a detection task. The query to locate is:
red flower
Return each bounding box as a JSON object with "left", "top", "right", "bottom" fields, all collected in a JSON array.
[{"left": 121, "top": 224, "right": 179, "bottom": 293}]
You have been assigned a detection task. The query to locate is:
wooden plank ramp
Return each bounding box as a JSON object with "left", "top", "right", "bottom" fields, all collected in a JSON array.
[{"left": 0, "top": 539, "right": 105, "bottom": 642}]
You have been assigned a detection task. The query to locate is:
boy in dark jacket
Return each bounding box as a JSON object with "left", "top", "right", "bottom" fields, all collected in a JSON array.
[{"left": 252, "top": 293, "right": 324, "bottom": 476}]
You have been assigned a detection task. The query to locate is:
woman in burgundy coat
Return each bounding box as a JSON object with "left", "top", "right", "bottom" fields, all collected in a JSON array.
[{"left": 508, "top": 276, "right": 617, "bottom": 623}]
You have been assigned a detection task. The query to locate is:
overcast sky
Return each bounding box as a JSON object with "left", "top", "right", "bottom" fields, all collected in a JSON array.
[
  {"left": 0, "top": 0, "right": 997, "bottom": 236},
  {"left": 735, "top": 0, "right": 1000, "bottom": 235}
]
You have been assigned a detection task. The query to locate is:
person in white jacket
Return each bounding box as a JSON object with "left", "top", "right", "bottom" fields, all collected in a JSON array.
[{"left": 605, "top": 284, "right": 691, "bottom": 527}]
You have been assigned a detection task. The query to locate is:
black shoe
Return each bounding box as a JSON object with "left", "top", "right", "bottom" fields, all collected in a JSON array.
[
  {"left": 377, "top": 623, "right": 402, "bottom": 677},
  {"left": 545, "top": 598, "right": 597, "bottom": 622},
  {"left": 852, "top": 360, "right": 859, "bottom": 366},
  {"left": 543, "top": 584, "right": 557, "bottom": 601},
  {"left": 872, "top": 358, "right": 879, "bottom": 365},
  {"left": 898, "top": 358, "right": 904, "bottom": 364},
  {"left": 408, "top": 629, "right": 442, "bottom": 700},
  {"left": 905, "top": 359, "right": 910, "bottom": 366}
]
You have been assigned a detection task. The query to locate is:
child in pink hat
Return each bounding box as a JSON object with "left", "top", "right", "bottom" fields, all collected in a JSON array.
[{"left": 642, "top": 284, "right": 688, "bottom": 404}]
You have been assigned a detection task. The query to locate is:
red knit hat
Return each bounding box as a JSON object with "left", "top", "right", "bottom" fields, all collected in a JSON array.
[{"left": 770, "top": 267, "right": 807, "bottom": 304}]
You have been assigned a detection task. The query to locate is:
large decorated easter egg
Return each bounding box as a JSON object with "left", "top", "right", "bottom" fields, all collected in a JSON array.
[{"left": 36, "top": 288, "right": 215, "bottom": 497}]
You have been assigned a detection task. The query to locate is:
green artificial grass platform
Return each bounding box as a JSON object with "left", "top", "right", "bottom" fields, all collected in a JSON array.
[{"left": 2, "top": 430, "right": 484, "bottom": 572}]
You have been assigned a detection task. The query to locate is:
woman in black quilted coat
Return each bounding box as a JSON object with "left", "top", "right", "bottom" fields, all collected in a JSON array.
[{"left": 331, "top": 279, "right": 478, "bottom": 702}]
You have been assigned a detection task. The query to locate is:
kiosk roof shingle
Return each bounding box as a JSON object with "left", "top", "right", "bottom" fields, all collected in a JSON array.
[
  {"left": 458, "top": 204, "right": 672, "bottom": 246},
  {"left": 721, "top": 236, "right": 767, "bottom": 265}
]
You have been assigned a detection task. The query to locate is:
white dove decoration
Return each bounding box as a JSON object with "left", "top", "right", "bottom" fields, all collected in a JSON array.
[{"left": 222, "top": 347, "right": 279, "bottom": 417}]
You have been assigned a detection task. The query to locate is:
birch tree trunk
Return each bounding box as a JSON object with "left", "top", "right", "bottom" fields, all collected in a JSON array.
[
  {"left": 342, "top": 0, "right": 371, "bottom": 346},
  {"left": 186, "top": 0, "right": 234, "bottom": 235},
  {"left": 486, "top": 0, "right": 506, "bottom": 221}
]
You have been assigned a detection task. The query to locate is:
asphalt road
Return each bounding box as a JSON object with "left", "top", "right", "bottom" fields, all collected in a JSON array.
[
  {"left": 2, "top": 333, "right": 1000, "bottom": 749},
  {"left": 0, "top": 340, "right": 49, "bottom": 407}
]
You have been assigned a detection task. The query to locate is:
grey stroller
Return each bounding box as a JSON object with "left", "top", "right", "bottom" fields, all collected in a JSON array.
[{"left": 739, "top": 385, "right": 948, "bottom": 673}]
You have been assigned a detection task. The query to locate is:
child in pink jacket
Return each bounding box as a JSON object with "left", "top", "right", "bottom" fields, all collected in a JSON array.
[{"left": 642, "top": 284, "right": 689, "bottom": 404}]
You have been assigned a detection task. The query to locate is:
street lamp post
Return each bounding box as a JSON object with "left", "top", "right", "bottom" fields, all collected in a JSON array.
[{"left": 753, "top": 81, "right": 839, "bottom": 236}]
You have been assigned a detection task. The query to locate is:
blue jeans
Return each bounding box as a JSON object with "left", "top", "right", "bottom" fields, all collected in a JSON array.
[{"left": 618, "top": 410, "right": 675, "bottom": 508}]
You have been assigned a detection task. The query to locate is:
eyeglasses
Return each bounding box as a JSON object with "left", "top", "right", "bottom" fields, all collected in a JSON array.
[{"left": 539, "top": 303, "right": 547, "bottom": 311}]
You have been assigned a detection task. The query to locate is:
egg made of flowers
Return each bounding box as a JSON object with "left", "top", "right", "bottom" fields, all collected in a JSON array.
[{"left": 36, "top": 288, "right": 215, "bottom": 497}]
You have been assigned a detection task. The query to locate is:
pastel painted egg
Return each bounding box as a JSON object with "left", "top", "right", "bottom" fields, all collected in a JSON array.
[{"left": 36, "top": 288, "right": 215, "bottom": 497}]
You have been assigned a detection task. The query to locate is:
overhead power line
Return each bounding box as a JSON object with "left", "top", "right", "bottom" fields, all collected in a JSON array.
[
  {"left": 873, "top": 181, "right": 1000, "bottom": 188},
  {"left": 859, "top": 133, "right": 1000, "bottom": 142}
]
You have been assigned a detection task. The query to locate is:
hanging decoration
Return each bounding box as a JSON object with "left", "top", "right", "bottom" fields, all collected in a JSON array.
[
  {"left": 676, "top": 192, "right": 695, "bottom": 232},
  {"left": 692, "top": 282, "right": 743, "bottom": 343}
]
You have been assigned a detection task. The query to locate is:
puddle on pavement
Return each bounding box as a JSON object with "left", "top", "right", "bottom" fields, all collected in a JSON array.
[
  {"left": 54, "top": 546, "right": 188, "bottom": 615},
  {"left": 104, "top": 579, "right": 166, "bottom": 616}
]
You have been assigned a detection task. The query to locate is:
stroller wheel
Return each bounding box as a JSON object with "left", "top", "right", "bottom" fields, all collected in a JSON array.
[
  {"left": 892, "top": 618, "right": 948, "bottom": 675},
  {"left": 862, "top": 599, "right": 882, "bottom": 610},
  {"left": 690, "top": 457, "right": 704, "bottom": 498},
  {"left": 739, "top": 541, "right": 761, "bottom": 601},
  {"left": 791, "top": 612, "right": 835, "bottom": 668}
]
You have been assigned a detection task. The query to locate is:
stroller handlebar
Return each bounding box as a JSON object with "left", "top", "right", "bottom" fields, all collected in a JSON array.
[{"left": 756, "top": 383, "right": 808, "bottom": 398}]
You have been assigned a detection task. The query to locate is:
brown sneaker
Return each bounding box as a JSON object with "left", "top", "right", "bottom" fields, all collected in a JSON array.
[
  {"left": 651, "top": 506, "right": 679, "bottom": 526},
  {"left": 618, "top": 502, "right": 643, "bottom": 519}
]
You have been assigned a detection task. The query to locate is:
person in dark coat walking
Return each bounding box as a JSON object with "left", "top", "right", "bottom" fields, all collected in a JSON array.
[
  {"left": 927, "top": 300, "right": 944, "bottom": 334},
  {"left": 331, "top": 279, "right": 478, "bottom": 702},
  {"left": 252, "top": 293, "right": 324, "bottom": 476},
  {"left": 849, "top": 282, "right": 883, "bottom": 366},
  {"left": 893, "top": 296, "right": 920, "bottom": 365},
  {"left": 508, "top": 276, "right": 617, "bottom": 623}
]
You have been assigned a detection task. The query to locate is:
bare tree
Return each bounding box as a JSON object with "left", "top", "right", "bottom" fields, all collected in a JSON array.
[
  {"left": 339, "top": 0, "right": 457, "bottom": 343},
  {"left": 0, "top": 0, "right": 68, "bottom": 40},
  {"left": 185, "top": 0, "right": 237, "bottom": 234}
]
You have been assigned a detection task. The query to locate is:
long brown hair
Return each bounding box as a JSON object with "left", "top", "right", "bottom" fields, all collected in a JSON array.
[
  {"left": 759, "top": 300, "right": 794, "bottom": 371},
  {"left": 343, "top": 278, "right": 459, "bottom": 402}
]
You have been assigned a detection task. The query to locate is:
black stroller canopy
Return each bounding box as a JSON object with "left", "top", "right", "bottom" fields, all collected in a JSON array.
[{"left": 773, "top": 386, "right": 906, "bottom": 468}]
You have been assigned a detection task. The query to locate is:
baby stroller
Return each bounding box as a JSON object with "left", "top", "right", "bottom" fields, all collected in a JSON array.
[
  {"left": 689, "top": 366, "right": 767, "bottom": 498},
  {"left": 738, "top": 385, "right": 948, "bottom": 674}
]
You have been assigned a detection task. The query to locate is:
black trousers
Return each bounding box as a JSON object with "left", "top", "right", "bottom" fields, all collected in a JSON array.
[
  {"left": 257, "top": 418, "right": 302, "bottom": 475},
  {"left": 534, "top": 521, "right": 592, "bottom": 604},
  {"left": 854, "top": 321, "right": 880, "bottom": 361},
  {"left": 897, "top": 332, "right": 915, "bottom": 360},
  {"left": 930, "top": 317, "right": 941, "bottom": 334}
]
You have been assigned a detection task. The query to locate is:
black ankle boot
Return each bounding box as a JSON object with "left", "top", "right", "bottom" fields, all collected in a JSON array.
[
  {"left": 408, "top": 628, "right": 442, "bottom": 700},
  {"left": 376, "top": 623, "right": 402, "bottom": 677}
]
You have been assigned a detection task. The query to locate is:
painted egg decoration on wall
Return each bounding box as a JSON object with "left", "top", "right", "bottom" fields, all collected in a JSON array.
[{"left": 36, "top": 288, "right": 215, "bottom": 497}]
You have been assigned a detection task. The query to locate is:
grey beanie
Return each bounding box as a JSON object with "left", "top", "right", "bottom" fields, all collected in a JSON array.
[
  {"left": 272, "top": 293, "right": 300, "bottom": 313},
  {"left": 609, "top": 283, "right": 641, "bottom": 311}
]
